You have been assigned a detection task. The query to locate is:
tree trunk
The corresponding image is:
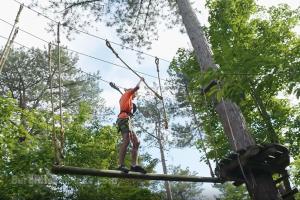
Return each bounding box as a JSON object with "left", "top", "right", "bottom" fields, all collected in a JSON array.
[
  {"left": 215, "top": 101, "right": 255, "bottom": 151},
  {"left": 176, "top": 0, "right": 281, "bottom": 199},
  {"left": 176, "top": 0, "right": 216, "bottom": 71},
  {"left": 176, "top": 0, "right": 254, "bottom": 155}
]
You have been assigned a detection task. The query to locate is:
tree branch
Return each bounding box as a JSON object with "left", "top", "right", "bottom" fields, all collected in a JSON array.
[{"left": 63, "top": 0, "right": 101, "bottom": 13}]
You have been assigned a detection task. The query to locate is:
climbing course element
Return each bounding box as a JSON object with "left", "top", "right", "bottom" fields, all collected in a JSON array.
[
  {"left": 105, "top": 40, "right": 163, "bottom": 100},
  {"left": 155, "top": 57, "right": 168, "bottom": 129},
  {"left": 0, "top": 4, "right": 23, "bottom": 73},
  {"left": 52, "top": 165, "right": 223, "bottom": 183},
  {"left": 109, "top": 82, "right": 123, "bottom": 95}
]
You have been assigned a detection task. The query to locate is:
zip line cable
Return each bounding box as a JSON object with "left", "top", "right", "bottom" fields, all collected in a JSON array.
[
  {"left": 0, "top": 17, "right": 165, "bottom": 81},
  {"left": 6, "top": 0, "right": 297, "bottom": 79},
  {"left": 0, "top": 34, "right": 123, "bottom": 90},
  {"left": 0, "top": 12, "right": 274, "bottom": 78},
  {"left": 10, "top": 0, "right": 171, "bottom": 63}
]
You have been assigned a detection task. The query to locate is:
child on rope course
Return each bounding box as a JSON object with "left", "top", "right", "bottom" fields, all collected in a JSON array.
[{"left": 116, "top": 77, "right": 147, "bottom": 174}]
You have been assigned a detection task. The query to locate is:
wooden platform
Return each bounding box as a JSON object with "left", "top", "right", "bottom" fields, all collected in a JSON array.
[
  {"left": 215, "top": 143, "right": 290, "bottom": 181},
  {"left": 52, "top": 165, "right": 224, "bottom": 183}
]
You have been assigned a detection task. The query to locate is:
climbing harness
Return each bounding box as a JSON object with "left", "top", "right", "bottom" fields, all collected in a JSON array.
[{"left": 109, "top": 81, "right": 137, "bottom": 116}]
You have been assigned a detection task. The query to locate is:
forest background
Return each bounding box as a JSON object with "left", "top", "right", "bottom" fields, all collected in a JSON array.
[{"left": 0, "top": 0, "right": 299, "bottom": 199}]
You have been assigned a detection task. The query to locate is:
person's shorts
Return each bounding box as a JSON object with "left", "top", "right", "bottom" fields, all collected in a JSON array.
[{"left": 116, "top": 118, "right": 133, "bottom": 134}]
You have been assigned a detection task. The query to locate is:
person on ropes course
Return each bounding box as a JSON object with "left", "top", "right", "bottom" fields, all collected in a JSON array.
[{"left": 116, "top": 77, "right": 147, "bottom": 174}]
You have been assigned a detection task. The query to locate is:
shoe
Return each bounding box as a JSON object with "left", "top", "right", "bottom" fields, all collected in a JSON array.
[
  {"left": 117, "top": 165, "right": 129, "bottom": 173},
  {"left": 130, "top": 165, "right": 147, "bottom": 174}
]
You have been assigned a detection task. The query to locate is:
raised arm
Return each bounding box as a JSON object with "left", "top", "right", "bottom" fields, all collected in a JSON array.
[{"left": 133, "top": 77, "right": 144, "bottom": 92}]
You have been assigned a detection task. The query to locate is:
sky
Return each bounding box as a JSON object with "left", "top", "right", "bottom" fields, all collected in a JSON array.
[{"left": 0, "top": 0, "right": 299, "bottom": 199}]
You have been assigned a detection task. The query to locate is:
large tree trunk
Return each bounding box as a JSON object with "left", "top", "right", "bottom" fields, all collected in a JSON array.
[
  {"left": 176, "top": 0, "right": 281, "bottom": 199},
  {"left": 215, "top": 101, "right": 255, "bottom": 151},
  {"left": 176, "top": 0, "right": 254, "bottom": 153}
]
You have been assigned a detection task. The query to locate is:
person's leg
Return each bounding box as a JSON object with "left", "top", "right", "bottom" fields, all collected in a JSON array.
[
  {"left": 129, "top": 132, "right": 146, "bottom": 174},
  {"left": 116, "top": 118, "right": 130, "bottom": 173},
  {"left": 129, "top": 132, "right": 140, "bottom": 166},
  {"left": 119, "top": 132, "right": 130, "bottom": 166}
]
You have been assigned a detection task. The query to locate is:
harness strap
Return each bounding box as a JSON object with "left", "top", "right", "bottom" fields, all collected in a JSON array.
[{"left": 119, "top": 111, "right": 133, "bottom": 117}]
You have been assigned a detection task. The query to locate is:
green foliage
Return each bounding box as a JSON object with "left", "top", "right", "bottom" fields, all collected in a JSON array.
[
  {"left": 0, "top": 47, "right": 160, "bottom": 199},
  {"left": 0, "top": 96, "right": 55, "bottom": 199},
  {"left": 168, "top": 48, "right": 230, "bottom": 161},
  {"left": 74, "top": 183, "right": 162, "bottom": 200},
  {"left": 169, "top": 165, "right": 204, "bottom": 200},
  {"left": 214, "top": 183, "right": 250, "bottom": 200},
  {"left": 0, "top": 96, "right": 162, "bottom": 199},
  {"left": 167, "top": 0, "right": 300, "bottom": 157},
  {"left": 206, "top": 0, "right": 300, "bottom": 144},
  {"left": 291, "top": 157, "right": 300, "bottom": 187},
  {"left": 0, "top": 47, "right": 107, "bottom": 117},
  {"left": 207, "top": 0, "right": 300, "bottom": 101},
  {"left": 167, "top": 1, "right": 300, "bottom": 196}
]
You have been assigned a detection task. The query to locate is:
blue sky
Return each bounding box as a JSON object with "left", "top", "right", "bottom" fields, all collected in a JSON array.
[{"left": 0, "top": 0, "right": 299, "bottom": 198}]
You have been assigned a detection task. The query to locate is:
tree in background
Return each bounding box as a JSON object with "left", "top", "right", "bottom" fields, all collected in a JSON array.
[
  {"left": 22, "top": 0, "right": 300, "bottom": 198},
  {"left": 0, "top": 46, "right": 163, "bottom": 199},
  {"left": 169, "top": 165, "right": 204, "bottom": 200},
  {"left": 214, "top": 183, "right": 250, "bottom": 200},
  {"left": 134, "top": 86, "right": 174, "bottom": 200},
  {"left": 0, "top": 96, "right": 62, "bottom": 199},
  {"left": 167, "top": 0, "right": 300, "bottom": 197},
  {"left": 0, "top": 47, "right": 111, "bottom": 119}
]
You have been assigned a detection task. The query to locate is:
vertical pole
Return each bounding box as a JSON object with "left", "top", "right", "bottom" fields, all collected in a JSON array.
[
  {"left": 57, "top": 22, "right": 64, "bottom": 153},
  {"left": 156, "top": 121, "right": 173, "bottom": 200},
  {"left": 0, "top": 28, "right": 19, "bottom": 72},
  {"left": 0, "top": 4, "right": 23, "bottom": 73},
  {"left": 49, "top": 43, "right": 60, "bottom": 164}
]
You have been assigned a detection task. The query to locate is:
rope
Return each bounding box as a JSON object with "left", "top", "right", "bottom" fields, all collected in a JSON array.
[
  {"left": 179, "top": 72, "right": 215, "bottom": 177},
  {"left": 200, "top": 93, "right": 216, "bottom": 178},
  {"left": 106, "top": 40, "right": 163, "bottom": 100},
  {"left": 217, "top": 82, "right": 253, "bottom": 192},
  {"left": 109, "top": 82, "right": 123, "bottom": 95},
  {"left": 155, "top": 57, "right": 168, "bottom": 129}
]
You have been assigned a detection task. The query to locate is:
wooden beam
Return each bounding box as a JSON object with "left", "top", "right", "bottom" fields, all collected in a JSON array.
[{"left": 52, "top": 165, "right": 223, "bottom": 183}]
